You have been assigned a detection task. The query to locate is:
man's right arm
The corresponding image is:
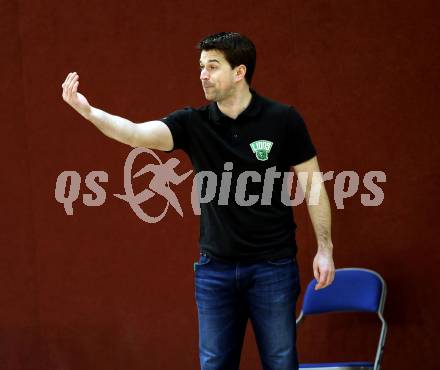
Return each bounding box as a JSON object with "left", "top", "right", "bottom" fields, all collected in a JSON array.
[{"left": 61, "top": 72, "right": 173, "bottom": 151}]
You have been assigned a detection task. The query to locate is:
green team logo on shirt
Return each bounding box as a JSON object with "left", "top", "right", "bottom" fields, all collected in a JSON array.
[{"left": 250, "top": 140, "right": 273, "bottom": 161}]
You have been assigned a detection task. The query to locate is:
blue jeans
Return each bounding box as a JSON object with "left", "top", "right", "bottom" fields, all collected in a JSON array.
[{"left": 194, "top": 253, "right": 301, "bottom": 370}]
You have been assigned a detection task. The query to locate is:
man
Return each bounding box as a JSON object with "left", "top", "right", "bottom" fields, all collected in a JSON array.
[{"left": 62, "top": 32, "right": 335, "bottom": 370}]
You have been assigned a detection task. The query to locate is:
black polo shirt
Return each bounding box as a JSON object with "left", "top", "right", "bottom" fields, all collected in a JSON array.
[{"left": 160, "top": 89, "right": 316, "bottom": 263}]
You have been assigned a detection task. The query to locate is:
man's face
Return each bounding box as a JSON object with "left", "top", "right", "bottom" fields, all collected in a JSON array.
[{"left": 199, "top": 49, "right": 236, "bottom": 102}]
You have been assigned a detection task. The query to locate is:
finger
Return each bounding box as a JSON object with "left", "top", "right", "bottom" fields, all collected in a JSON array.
[
  {"left": 313, "top": 261, "right": 320, "bottom": 282},
  {"left": 62, "top": 72, "right": 75, "bottom": 99},
  {"left": 62, "top": 73, "right": 71, "bottom": 99},
  {"left": 323, "top": 271, "right": 332, "bottom": 288},
  {"left": 327, "top": 268, "right": 335, "bottom": 286},
  {"left": 328, "top": 267, "right": 336, "bottom": 286},
  {"left": 64, "top": 72, "right": 75, "bottom": 90},
  {"left": 67, "top": 75, "right": 79, "bottom": 98},
  {"left": 72, "top": 80, "right": 79, "bottom": 94},
  {"left": 62, "top": 72, "right": 71, "bottom": 89},
  {"left": 316, "top": 269, "right": 328, "bottom": 290},
  {"left": 67, "top": 74, "right": 78, "bottom": 93},
  {"left": 313, "top": 269, "right": 321, "bottom": 289}
]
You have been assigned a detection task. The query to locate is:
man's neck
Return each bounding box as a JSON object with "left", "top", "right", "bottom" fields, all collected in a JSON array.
[{"left": 217, "top": 87, "right": 253, "bottom": 120}]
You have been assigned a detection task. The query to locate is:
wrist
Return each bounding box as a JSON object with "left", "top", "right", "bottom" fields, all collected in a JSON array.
[
  {"left": 82, "top": 105, "right": 94, "bottom": 121},
  {"left": 317, "top": 240, "right": 333, "bottom": 253}
]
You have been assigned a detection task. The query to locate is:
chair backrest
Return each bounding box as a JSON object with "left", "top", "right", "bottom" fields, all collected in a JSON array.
[{"left": 302, "top": 268, "right": 386, "bottom": 315}]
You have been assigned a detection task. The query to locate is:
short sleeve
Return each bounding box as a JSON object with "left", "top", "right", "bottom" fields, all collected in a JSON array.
[
  {"left": 160, "top": 107, "right": 192, "bottom": 153},
  {"left": 286, "top": 106, "right": 317, "bottom": 166}
]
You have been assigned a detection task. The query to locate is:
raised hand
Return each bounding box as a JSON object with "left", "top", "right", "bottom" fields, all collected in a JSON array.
[{"left": 61, "top": 72, "right": 91, "bottom": 118}]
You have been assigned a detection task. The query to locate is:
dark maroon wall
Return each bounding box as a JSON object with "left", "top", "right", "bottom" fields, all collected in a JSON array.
[{"left": 1, "top": 0, "right": 438, "bottom": 369}]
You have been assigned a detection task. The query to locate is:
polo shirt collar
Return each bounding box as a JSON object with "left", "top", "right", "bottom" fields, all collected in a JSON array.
[{"left": 208, "top": 88, "right": 262, "bottom": 123}]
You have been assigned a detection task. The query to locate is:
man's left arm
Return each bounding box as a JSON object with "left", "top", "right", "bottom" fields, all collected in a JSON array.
[{"left": 293, "top": 156, "right": 335, "bottom": 290}]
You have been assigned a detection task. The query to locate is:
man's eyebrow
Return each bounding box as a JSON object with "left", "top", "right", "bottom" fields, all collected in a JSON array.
[{"left": 199, "top": 59, "right": 221, "bottom": 65}]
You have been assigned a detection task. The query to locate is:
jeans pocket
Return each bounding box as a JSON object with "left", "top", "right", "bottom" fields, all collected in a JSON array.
[
  {"left": 193, "top": 253, "right": 212, "bottom": 271},
  {"left": 266, "top": 257, "right": 295, "bottom": 266},
  {"left": 198, "top": 253, "right": 212, "bottom": 266}
]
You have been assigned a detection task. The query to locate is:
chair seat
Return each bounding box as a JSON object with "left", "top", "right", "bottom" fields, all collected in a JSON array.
[{"left": 299, "top": 361, "right": 373, "bottom": 369}]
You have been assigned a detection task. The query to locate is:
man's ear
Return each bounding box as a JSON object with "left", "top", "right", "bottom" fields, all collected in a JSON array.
[{"left": 234, "top": 64, "right": 247, "bottom": 82}]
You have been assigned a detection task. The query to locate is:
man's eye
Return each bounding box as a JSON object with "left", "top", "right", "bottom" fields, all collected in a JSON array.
[{"left": 199, "top": 65, "right": 217, "bottom": 71}]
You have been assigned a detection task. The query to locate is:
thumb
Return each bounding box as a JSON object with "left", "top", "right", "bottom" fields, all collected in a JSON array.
[{"left": 313, "top": 260, "right": 320, "bottom": 286}]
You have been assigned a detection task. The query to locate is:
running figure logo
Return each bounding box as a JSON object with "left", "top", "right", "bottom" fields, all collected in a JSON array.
[{"left": 114, "top": 148, "right": 193, "bottom": 223}]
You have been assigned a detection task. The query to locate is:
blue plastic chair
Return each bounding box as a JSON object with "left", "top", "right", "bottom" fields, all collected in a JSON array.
[{"left": 296, "top": 268, "right": 387, "bottom": 370}]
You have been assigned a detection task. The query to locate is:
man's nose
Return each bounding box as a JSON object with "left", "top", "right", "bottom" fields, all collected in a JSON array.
[{"left": 200, "top": 69, "right": 209, "bottom": 80}]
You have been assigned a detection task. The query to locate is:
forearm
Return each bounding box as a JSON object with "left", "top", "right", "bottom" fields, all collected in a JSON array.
[
  {"left": 306, "top": 185, "right": 334, "bottom": 252},
  {"left": 62, "top": 72, "right": 173, "bottom": 150},
  {"left": 307, "top": 182, "right": 336, "bottom": 290},
  {"left": 85, "top": 107, "right": 137, "bottom": 147},
  {"left": 293, "top": 158, "right": 335, "bottom": 288}
]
